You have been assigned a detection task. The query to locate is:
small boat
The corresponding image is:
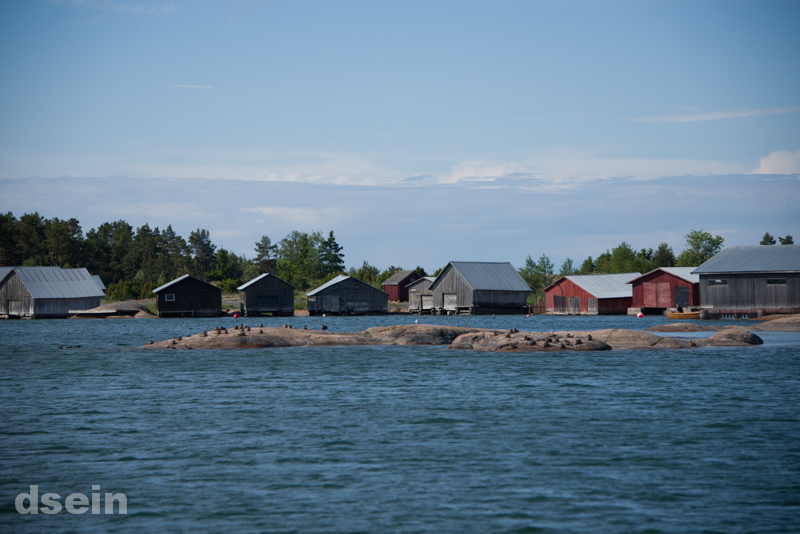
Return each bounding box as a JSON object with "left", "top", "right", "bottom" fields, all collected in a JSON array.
[{"left": 665, "top": 311, "right": 701, "bottom": 320}]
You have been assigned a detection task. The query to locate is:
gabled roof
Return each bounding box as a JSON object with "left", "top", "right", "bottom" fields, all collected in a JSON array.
[
  {"left": 237, "top": 273, "right": 296, "bottom": 291},
  {"left": 382, "top": 270, "right": 418, "bottom": 286},
  {"left": 407, "top": 276, "right": 436, "bottom": 288},
  {"left": 547, "top": 273, "right": 639, "bottom": 299},
  {"left": 626, "top": 267, "right": 699, "bottom": 285},
  {"left": 152, "top": 274, "right": 220, "bottom": 293},
  {"left": 13, "top": 267, "right": 105, "bottom": 299},
  {"left": 92, "top": 275, "right": 106, "bottom": 291},
  {"left": 692, "top": 246, "right": 800, "bottom": 274},
  {"left": 0, "top": 266, "right": 61, "bottom": 284},
  {"left": 306, "top": 274, "right": 388, "bottom": 296},
  {"left": 432, "top": 262, "right": 532, "bottom": 292}
]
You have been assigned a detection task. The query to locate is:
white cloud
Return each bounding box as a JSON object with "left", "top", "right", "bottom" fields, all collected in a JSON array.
[
  {"left": 634, "top": 106, "right": 800, "bottom": 123},
  {"left": 753, "top": 148, "right": 800, "bottom": 175},
  {"left": 169, "top": 85, "right": 215, "bottom": 89},
  {"left": 446, "top": 160, "right": 529, "bottom": 183}
]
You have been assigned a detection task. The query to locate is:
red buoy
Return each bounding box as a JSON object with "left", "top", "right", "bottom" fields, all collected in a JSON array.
[
  {"left": 637, "top": 312, "right": 644, "bottom": 318},
  {"left": 233, "top": 313, "right": 239, "bottom": 318}
]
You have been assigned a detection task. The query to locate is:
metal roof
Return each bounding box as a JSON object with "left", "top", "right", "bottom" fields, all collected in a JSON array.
[
  {"left": 382, "top": 270, "right": 417, "bottom": 286},
  {"left": 92, "top": 275, "right": 106, "bottom": 291},
  {"left": 152, "top": 274, "right": 219, "bottom": 293},
  {"left": 436, "top": 262, "right": 532, "bottom": 292},
  {"left": 692, "top": 245, "right": 800, "bottom": 274},
  {"left": 626, "top": 267, "right": 699, "bottom": 285},
  {"left": 14, "top": 268, "right": 105, "bottom": 299},
  {"left": 306, "top": 274, "right": 388, "bottom": 296},
  {"left": 0, "top": 266, "right": 62, "bottom": 284},
  {"left": 237, "top": 273, "right": 296, "bottom": 290},
  {"left": 407, "top": 276, "right": 436, "bottom": 288},
  {"left": 557, "top": 273, "right": 639, "bottom": 299}
]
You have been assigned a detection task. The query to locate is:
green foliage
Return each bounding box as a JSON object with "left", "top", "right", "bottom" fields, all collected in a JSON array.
[
  {"left": 106, "top": 280, "right": 142, "bottom": 301},
  {"left": 432, "top": 266, "right": 444, "bottom": 277},
  {"left": 651, "top": 243, "right": 675, "bottom": 268},
  {"left": 413, "top": 265, "right": 429, "bottom": 277},
  {"left": 254, "top": 235, "right": 278, "bottom": 273},
  {"left": 348, "top": 260, "right": 381, "bottom": 287},
  {"left": 760, "top": 232, "right": 776, "bottom": 245},
  {"left": 139, "top": 282, "right": 155, "bottom": 299},
  {"left": 578, "top": 256, "right": 594, "bottom": 274},
  {"left": 779, "top": 235, "right": 794, "bottom": 245},
  {"left": 558, "top": 258, "right": 575, "bottom": 276},
  {"left": 678, "top": 229, "right": 725, "bottom": 267},
  {"left": 519, "top": 253, "right": 554, "bottom": 299},
  {"left": 218, "top": 278, "right": 242, "bottom": 293}
]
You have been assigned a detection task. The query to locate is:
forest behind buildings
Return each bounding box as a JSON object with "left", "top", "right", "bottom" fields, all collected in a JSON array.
[{"left": 0, "top": 211, "right": 792, "bottom": 303}]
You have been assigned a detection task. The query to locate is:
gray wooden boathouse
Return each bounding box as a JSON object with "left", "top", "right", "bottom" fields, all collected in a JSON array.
[
  {"left": 428, "top": 262, "right": 531, "bottom": 315},
  {"left": 237, "top": 273, "right": 295, "bottom": 317},
  {"left": 152, "top": 274, "right": 222, "bottom": 317},
  {"left": 306, "top": 275, "right": 388, "bottom": 315},
  {"left": 408, "top": 277, "right": 436, "bottom": 314},
  {"left": 692, "top": 245, "right": 800, "bottom": 318},
  {"left": 0, "top": 267, "right": 104, "bottom": 318}
]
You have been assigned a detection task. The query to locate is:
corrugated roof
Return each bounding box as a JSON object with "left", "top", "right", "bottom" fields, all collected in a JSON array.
[
  {"left": 626, "top": 267, "right": 699, "bottom": 285},
  {"left": 92, "top": 274, "right": 106, "bottom": 291},
  {"left": 306, "top": 274, "right": 388, "bottom": 296},
  {"left": 438, "top": 262, "right": 532, "bottom": 292},
  {"left": 237, "top": 273, "right": 296, "bottom": 290},
  {"left": 15, "top": 268, "right": 105, "bottom": 299},
  {"left": 382, "top": 270, "right": 416, "bottom": 286},
  {"left": 558, "top": 273, "right": 639, "bottom": 299},
  {"left": 692, "top": 246, "right": 800, "bottom": 274},
  {"left": 152, "top": 274, "right": 219, "bottom": 293}
]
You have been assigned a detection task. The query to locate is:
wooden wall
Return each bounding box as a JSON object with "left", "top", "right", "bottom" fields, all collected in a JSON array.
[
  {"left": 241, "top": 276, "right": 294, "bottom": 316},
  {"left": 630, "top": 271, "right": 699, "bottom": 308},
  {"left": 155, "top": 277, "right": 221, "bottom": 317},
  {"left": 308, "top": 278, "right": 388, "bottom": 315},
  {"left": 699, "top": 273, "right": 800, "bottom": 314},
  {"left": 430, "top": 265, "right": 473, "bottom": 308},
  {"left": 545, "top": 278, "right": 631, "bottom": 315},
  {"left": 408, "top": 279, "right": 434, "bottom": 311},
  {"left": 0, "top": 272, "right": 100, "bottom": 317}
]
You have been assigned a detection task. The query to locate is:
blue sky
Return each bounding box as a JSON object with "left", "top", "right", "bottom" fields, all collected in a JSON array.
[{"left": 1, "top": 0, "right": 799, "bottom": 271}]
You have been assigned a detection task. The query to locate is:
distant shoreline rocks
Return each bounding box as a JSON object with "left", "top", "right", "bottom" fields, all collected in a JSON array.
[{"left": 141, "top": 324, "right": 764, "bottom": 352}]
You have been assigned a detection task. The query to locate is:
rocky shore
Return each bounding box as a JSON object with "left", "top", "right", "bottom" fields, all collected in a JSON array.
[{"left": 141, "top": 324, "right": 763, "bottom": 352}]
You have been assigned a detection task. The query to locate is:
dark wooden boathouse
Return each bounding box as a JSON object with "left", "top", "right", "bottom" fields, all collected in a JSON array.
[
  {"left": 382, "top": 270, "right": 423, "bottom": 302},
  {"left": 152, "top": 274, "right": 222, "bottom": 317},
  {"left": 408, "top": 277, "right": 436, "bottom": 314},
  {"left": 692, "top": 245, "right": 800, "bottom": 318},
  {"left": 544, "top": 273, "right": 638, "bottom": 315},
  {"left": 428, "top": 262, "right": 531, "bottom": 315},
  {"left": 627, "top": 267, "right": 700, "bottom": 314},
  {"left": 306, "top": 275, "right": 388, "bottom": 315},
  {"left": 237, "top": 273, "right": 295, "bottom": 317},
  {"left": 0, "top": 267, "right": 104, "bottom": 318}
]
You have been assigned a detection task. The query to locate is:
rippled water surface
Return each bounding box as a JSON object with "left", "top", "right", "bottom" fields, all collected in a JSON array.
[{"left": 1, "top": 315, "right": 799, "bottom": 533}]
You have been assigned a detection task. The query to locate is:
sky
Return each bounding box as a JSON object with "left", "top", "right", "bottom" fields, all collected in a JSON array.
[{"left": 1, "top": 0, "right": 799, "bottom": 272}]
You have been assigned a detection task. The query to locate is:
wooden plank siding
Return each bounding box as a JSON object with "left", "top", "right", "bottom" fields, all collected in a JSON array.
[
  {"left": 307, "top": 278, "right": 388, "bottom": 315},
  {"left": 239, "top": 275, "right": 295, "bottom": 317},
  {"left": 699, "top": 273, "right": 800, "bottom": 315},
  {"left": 154, "top": 276, "right": 222, "bottom": 317},
  {"left": 429, "top": 264, "right": 528, "bottom": 314},
  {"left": 0, "top": 271, "right": 101, "bottom": 318},
  {"left": 630, "top": 271, "right": 699, "bottom": 309},
  {"left": 545, "top": 277, "right": 631, "bottom": 315},
  {"left": 408, "top": 278, "right": 434, "bottom": 313}
]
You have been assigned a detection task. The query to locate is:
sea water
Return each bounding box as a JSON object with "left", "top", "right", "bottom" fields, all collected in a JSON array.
[{"left": 1, "top": 315, "right": 799, "bottom": 533}]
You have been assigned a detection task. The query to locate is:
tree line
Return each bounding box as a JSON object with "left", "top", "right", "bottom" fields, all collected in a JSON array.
[{"left": 0, "top": 213, "right": 792, "bottom": 302}]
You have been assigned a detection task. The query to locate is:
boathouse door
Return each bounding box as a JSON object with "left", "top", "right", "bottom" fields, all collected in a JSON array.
[
  {"left": 643, "top": 283, "right": 657, "bottom": 308},
  {"left": 673, "top": 287, "right": 689, "bottom": 308},
  {"left": 421, "top": 295, "right": 433, "bottom": 310},
  {"left": 567, "top": 297, "right": 581, "bottom": 315},
  {"left": 443, "top": 294, "right": 457, "bottom": 311}
]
